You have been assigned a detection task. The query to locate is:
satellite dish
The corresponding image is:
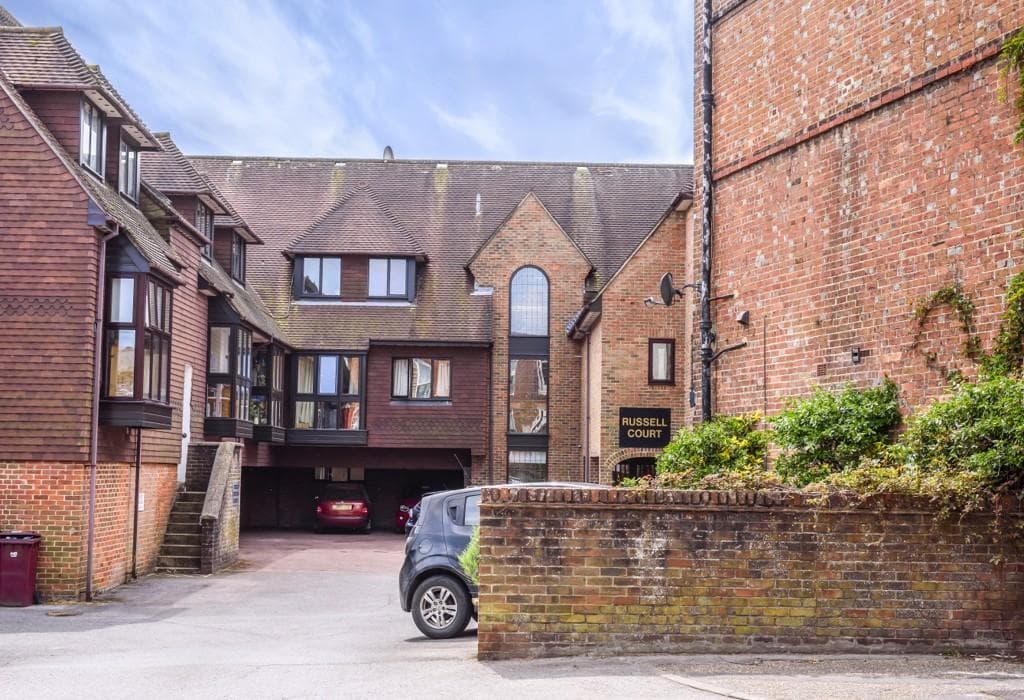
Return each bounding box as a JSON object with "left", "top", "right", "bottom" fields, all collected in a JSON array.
[{"left": 660, "top": 272, "right": 676, "bottom": 306}]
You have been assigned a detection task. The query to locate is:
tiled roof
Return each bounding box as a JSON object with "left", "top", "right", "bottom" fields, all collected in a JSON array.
[
  {"left": 286, "top": 184, "right": 425, "bottom": 258},
  {"left": 0, "top": 25, "right": 158, "bottom": 147},
  {"left": 142, "top": 133, "right": 261, "bottom": 243},
  {"left": 0, "top": 68, "right": 180, "bottom": 276},
  {"left": 0, "top": 6, "right": 22, "bottom": 27},
  {"left": 192, "top": 157, "right": 691, "bottom": 349},
  {"left": 199, "top": 257, "right": 284, "bottom": 343}
]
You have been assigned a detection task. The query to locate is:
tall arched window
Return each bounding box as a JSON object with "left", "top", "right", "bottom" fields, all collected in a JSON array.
[{"left": 509, "top": 266, "right": 549, "bottom": 336}]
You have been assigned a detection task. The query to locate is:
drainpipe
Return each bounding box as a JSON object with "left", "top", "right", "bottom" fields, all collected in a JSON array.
[
  {"left": 486, "top": 346, "right": 494, "bottom": 484},
  {"left": 87, "top": 226, "right": 119, "bottom": 601},
  {"left": 583, "top": 333, "right": 591, "bottom": 483},
  {"left": 130, "top": 427, "right": 141, "bottom": 580},
  {"left": 699, "top": 0, "right": 716, "bottom": 422}
]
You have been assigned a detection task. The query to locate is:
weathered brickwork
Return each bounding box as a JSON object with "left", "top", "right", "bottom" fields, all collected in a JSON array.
[
  {"left": 587, "top": 207, "right": 695, "bottom": 481},
  {"left": 0, "top": 460, "right": 177, "bottom": 599},
  {"left": 199, "top": 443, "right": 241, "bottom": 574},
  {"left": 477, "top": 487, "right": 1024, "bottom": 659},
  {"left": 469, "top": 194, "right": 593, "bottom": 482},
  {"left": 695, "top": 0, "right": 1024, "bottom": 416}
]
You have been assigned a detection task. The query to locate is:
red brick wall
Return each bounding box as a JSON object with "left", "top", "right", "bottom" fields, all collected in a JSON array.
[
  {"left": 591, "top": 208, "right": 694, "bottom": 479},
  {"left": 477, "top": 487, "right": 1024, "bottom": 659},
  {"left": 366, "top": 345, "right": 488, "bottom": 454},
  {"left": 342, "top": 254, "right": 369, "bottom": 301},
  {"left": 0, "top": 86, "right": 97, "bottom": 462},
  {"left": 695, "top": 0, "right": 1024, "bottom": 416},
  {"left": 469, "top": 194, "right": 593, "bottom": 482}
]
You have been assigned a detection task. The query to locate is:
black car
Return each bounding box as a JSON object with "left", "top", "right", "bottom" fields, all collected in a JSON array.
[
  {"left": 399, "top": 486, "right": 480, "bottom": 639},
  {"left": 399, "top": 482, "right": 607, "bottom": 639}
]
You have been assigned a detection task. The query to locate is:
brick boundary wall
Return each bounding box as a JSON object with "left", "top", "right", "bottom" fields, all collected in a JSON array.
[
  {"left": 477, "top": 487, "right": 1024, "bottom": 660},
  {"left": 199, "top": 443, "right": 241, "bottom": 574}
]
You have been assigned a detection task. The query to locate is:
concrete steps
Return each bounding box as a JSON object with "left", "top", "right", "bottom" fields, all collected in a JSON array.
[{"left": 156, "top": 491, "right": 205, "bottom": 574}]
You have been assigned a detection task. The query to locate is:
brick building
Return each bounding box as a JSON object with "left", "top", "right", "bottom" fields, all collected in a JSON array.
[
  {"left": 0, "top": 8, "right": 693, "bottom": 596},
  {"left": 694, "top": 1, "right": 1024, "bottom": 416}
]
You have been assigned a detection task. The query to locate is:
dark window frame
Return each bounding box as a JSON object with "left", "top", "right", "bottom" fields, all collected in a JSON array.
[
  {"left": 205, "top": 324, "right": 252, "bottom": 421},
  {"left": 251, "top": 344, "right": 285, "bottom": 427},
  {"left": 390, "top": 357, "right": 452, "bottom": 401},
  {"left": 230, "top": 232, "right": 246, "bottom": 283},
  {"left": 508, "top": 265, "right": 550, "bottom": 338},
  {"left": 79, "top": 97, "right": 106, "bottom": 177},
  {"left": 291, "top": 352, "right": 365, "bottom": 430},
  {"left": 293, "top": 255, "right": 343, "bottom": 299},
  {"left": 648, "top": 338, "right": 676, "bottom": 385},
  {"left": 102, "top": 273, "right": 173, "bottom": 405},
  {"left": 507, "top": 356, "right": 549, "bottom": 436},
  {"left": 368, "top": 257, "right": 414, "bottom": 300},
  {"left": 196, "top": 201, "right": 214, "bottom": 260}
]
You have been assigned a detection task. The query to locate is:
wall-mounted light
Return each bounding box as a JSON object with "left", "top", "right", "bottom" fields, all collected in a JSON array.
[{"left": 643, "top": 296, "right": 665, "bottom": 308}]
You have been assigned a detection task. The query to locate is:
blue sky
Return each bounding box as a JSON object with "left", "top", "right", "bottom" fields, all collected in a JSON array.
[{"left": 7, "top": 0, "right": 693, "bottom": 163}]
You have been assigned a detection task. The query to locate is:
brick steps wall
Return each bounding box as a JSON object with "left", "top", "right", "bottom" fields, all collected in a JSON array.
[{"left": 156, "top": 491, "right": 205, "bottom": 574}]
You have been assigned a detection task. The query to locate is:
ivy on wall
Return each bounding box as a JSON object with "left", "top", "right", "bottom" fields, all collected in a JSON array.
[{"left": 1001, "top": 28, "right": 1024, "bottom": 143}]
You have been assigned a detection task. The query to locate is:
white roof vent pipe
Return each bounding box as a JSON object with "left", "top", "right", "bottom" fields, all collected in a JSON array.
[{"left": 475, "top": 193, "right": 482, "bottom": 217}]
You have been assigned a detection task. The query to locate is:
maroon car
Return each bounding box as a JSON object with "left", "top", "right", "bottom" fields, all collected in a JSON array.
[{"left": 315, "top": 483, "right": 372, "bottom": 533}]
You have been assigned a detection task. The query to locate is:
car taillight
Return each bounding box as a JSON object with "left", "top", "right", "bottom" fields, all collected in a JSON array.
[
  {"left": 399, "top": 505, "right": 410, "bottom": 513},
  {"left": 358, "top": 503, "right": 368, "bottom": 514}
]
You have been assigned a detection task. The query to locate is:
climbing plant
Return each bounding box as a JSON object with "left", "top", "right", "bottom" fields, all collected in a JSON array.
[
  {"left": 984, "top": 269, "right": 1024, "bottom": 377},
  {"left": 912, "top": 282, "right": 983, "bottom": 363},
  {"left": 1000, "top": 28, "right": 1024, "bottom": 143}
]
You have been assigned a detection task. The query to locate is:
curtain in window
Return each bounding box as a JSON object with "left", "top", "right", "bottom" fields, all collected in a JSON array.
[
  {"left": 297, "top": 356, "right": 315, "bottom": 394},
  {"left": 433, "top": 359, "right": 450, "bottom": 398},
  {"left": 392, "top": 359, "right": 410, "bottom": 397},
  {"left": 651, "top": 342, "right": 671, "bottom": 381},
  {"left": 294, "top": 401, "right": 314, "bottom": 429},
  {"left": 508, "top": 450, "right": 547, "bottom": 483}
]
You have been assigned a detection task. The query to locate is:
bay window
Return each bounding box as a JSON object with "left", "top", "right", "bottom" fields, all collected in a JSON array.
[
  {"left": 292, "top": 354, "right": 363, "bottom": 431},
  {"left": 118, "top": 139, "right": 140, "bottom": 201},
  {"left": 368, "top": 257, "right": 411, "bottom": 299},
  {"left": 391, "top": 358, "right": 451, "bottom": 400},
  {"left": 80, "top": 99, "right": 105, "bottom": 176},
  {"left": 100, "top": 273, "right": 173, "bottom": 428},
  {"left": 205, "top": 325, "right": 253, "bottom": 437},
  {"left": 295, "top": 256, "right": 342, "bottom": 298},
  {"left": 252, "top": 345, "right": 285, "bottom": 441}
]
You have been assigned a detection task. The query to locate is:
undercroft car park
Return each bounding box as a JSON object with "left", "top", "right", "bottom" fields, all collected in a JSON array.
[{"left": 3, "top": 2, "right": 1024, "bottom": 692}]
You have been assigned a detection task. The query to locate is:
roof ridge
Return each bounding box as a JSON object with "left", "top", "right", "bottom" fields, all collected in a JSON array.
[{"left": 188, "top": 154, "right": 692, "bottom": 169}]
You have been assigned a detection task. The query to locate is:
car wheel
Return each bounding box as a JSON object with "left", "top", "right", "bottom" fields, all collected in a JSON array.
[{"left": 411, "top": 575, "right": 471, "bottom": 639}]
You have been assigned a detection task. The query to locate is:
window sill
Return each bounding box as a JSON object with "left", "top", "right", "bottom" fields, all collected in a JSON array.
[
  {"left": 99, "top": 399, "right": 172, "bottom": 429},
  {"left": 389, "top": 399, "right": 453, "bottom": 406},
  {"left": 286, "top": 429, "right": 368, "bottom": 446},
  {"left": 294, "top": 299, "right": 414, "bottom": 307}
]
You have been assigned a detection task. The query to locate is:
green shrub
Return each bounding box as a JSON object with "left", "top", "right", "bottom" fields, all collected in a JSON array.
[
  {"left": 458, "top": 526, "right": 480, "bottom": 585},
  {"left": 655, "top": 413, "right": 768, "bottom": 484},
  {"left": 900, "top": 375, "right": 1024, "bottom": 494},
  {"left": 772, "top": 379, "right": 902, "bottom": 485}
]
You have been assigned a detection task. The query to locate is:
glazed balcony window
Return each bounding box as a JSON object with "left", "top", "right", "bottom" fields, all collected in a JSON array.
[
  {"left": 293, "top": 354, "right": 362, "bottom": 430},
  {"left": 205, "top": 325, "right": 252, "bottom": 429},
  {"left": 391, "top": 358, "right": 451, "bottom": 400},
  {"left": 100, "top": 275, "right": 173, "bottom": 429}
]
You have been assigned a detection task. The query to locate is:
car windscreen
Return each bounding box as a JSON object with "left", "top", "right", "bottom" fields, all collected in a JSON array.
[{"left": 320, "top": 484, "right": 366, "bottom": 500}]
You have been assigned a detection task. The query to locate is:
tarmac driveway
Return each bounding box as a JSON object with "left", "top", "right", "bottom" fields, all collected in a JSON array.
[{"left": 1, "top": 530, "right": 1023, "bottom": 699}]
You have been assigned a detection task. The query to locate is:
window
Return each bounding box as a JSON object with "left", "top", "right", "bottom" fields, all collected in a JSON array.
[
  {"left": 368, "top": 258, "right": 410, "bottom": 299},
  {"left": 196, "top": 201, "right": 214, "bottom": 259},
  {"left": 231, "top": 233, "right": 246, "bottom": 282},
  {"left": 103, "top": 275, "right": 172, "bottom": 403},
  {"left": 649, "top": 339, "right": 675, "bottom": 385},
  {"left": 79, "top": 99, "right": 105, "bottom": 175},
  {"left": 118, "top": 139, "right": 139, "bottom": 201},
  {"left": 293, "top": 354, "right": 362, "bottom": 430},
  {"left": 508, "top": 450, "right": 547, "bottom": 483},
  {"left": 252, "top": 346, "right": 284, "bottom": 427},
  {"left": 509, "top": 358, "right": 548, "bottom": 433},
  {"left": 297, "top": 256, "right": 342, "bottom": 298},
  {"left": 205, "top": 325, "right": 252, "bottom": 420},
  {"left": 464, "top": 494, "right": 481, "bottom": 527},
  {"left": 391, "top": 358, "right": 451, "bottom": 400},
  {"left": 510, "top": 267, "right": 548, "bottom": 336}
]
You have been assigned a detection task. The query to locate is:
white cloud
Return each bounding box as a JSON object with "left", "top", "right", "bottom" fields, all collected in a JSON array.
[
  {"left": 593, "top": 0, "right": 692, "bottom": 162},
  {"left": 430, "top": 102, "right": 512, "bottom": 156}
]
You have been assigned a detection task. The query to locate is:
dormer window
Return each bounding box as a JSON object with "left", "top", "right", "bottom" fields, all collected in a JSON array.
[
  {"left": 118, "top": 139, "right": 140, "bottom": 201},
  {"left": 368, "top": 257, "right": 411, "bottom": 300},
  {"left": 294, "top": 256, "right": 342, "bottom": 299},
  {"left": 196, "top": 201, "right": 214, "bottom": 259},
  {"left": 230, "top": 232, "right": 246, "bottom": 283},
  {"left": 79, "top": 99, "right": 106, "bottom": 176}
]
